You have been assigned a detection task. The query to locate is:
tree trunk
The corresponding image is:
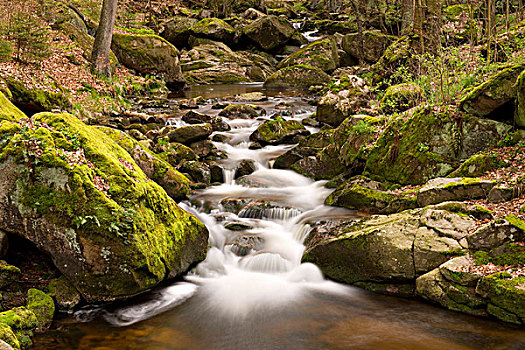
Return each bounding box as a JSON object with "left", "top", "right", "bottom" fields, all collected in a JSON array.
[
  {"left": 350, "top": 0, "right": 365, "bottom": 65},
  {"left": 413, "top": 0, "right": 442, "bottom": 54},
  {"left": 401, "top": 0, "right": 413, "bottom": 32},
  {"left": 91, "top": 0, "right": 118, "bottom": 78}
]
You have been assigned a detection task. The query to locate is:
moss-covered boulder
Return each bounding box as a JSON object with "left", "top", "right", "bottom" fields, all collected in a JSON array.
[
  {"left": 477, "top": 273, "right": 525, "bottom": 324},
  {"left": 0, "top": 92, "right": 27, "bottom": 123},
  {"left": 25, "top": 289, "right": 54, "bottom": 332},
  {"left": 111, "top": 34, "right": 186, "bottom": 90},
  {"left": 250, "top": 117, "right": 310, "bottom": 145},
  {"left": 273, "top": 130, "right": 334, "bottom": 169},
  {"left": 219, "top": 104, "right": 259, "bottom": 119},
  {"left": 364, "top": 106, "right": 512, "bottom": 185},
  {"left": 416, "top": 177, "right": 497, "bottom": 207},
  {"left": 155, "top": 142, "right": 198, "bottom": 167},
  {"left": 459, "top": 64, "right": 524, "bottom": 119},
  {"left": 244, "top": 15, "right": 295, "bottom": 51},
  {"left": 3, "top": 78, "right": 70, "bottom": 116},
  {"left": 517, "top": 70, "right": 525, "bottom": 128},
  {"left": 0, "top": 307, "right": 37, "bottom": 349},
  {"left": 290, "top": 144, "right": 346, "bottom": 180},
  {"left": 182, "top": 111, "right": 230, "bottom": 131},
  {"left": 100, "top": 127, "right": 190, "bottom": 201},
  {"left": 0, "top": 325, "right": 19, "bottom": 350},
  {"left": 190, "top": 18, "right": 235, "bottom": 43},
  {"left": 0, "top": 262, "right": 21, "bottom": 289},
  {"left": 448, "top": 154, "right": 503, "bottom": 177},
  {"left": 303, "top": 207, "right": 469, "bottom": 285},
  {"left": 371, "top": 35, "right": 411, "bottom": 86},
  {"left": 277, "top": 36, "right": 339, "bottom": 73},
  {"left": 163, "top": 123, "right": 213, "bottom": 145},
  {"left": 342, "top": 30, "right": 396, "bottom": 63},
  {"left": 263, "top": 65, "right": 330, "bottom": 89},
  {"left": 160, "top": 16, "right": 198, "bottom": 48},
  {"left": 47, "top": 276, "right": 81, "bottom": 312},
  {"left": 0, "top": 113, "right": 208, "bottom": 302},
  {"left": 315, "top": 89, "right": 367, "bottom": 127},
  {"left": 380, "top": 83, "right": 422, "bottom": 114}
]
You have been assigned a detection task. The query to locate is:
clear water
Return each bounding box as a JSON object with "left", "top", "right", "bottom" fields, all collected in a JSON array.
[{"left": 33, "top": 89, "right": 525, "bottom": 350}]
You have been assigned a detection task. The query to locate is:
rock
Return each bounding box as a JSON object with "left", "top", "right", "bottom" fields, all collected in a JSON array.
[
  {"left": 448, "top": 154, "right": 503, "bottom": 178},
  {"left": 190, "top": 18, "right": 235, "bottom": 43},
  {"left": 0, "top": 307, "right": 37, "bottom": 349},
  {"left": 291, "top": 144, "right": 346, "bottom": 180},
  {"left": 487, "top": 186, "right": 515, "bottom": 203},
  {"left": 325, "top": 176, "right": 418, "bottom": 214},
  {"left": 333, "top": 116, "right": 380, "bottom": 168},
  {"left": 468, "top": 219, "right": 524, "bottom": 252},
  {"left": 277, "top": 36, "right": 339, "bottom": 73},
  {"left": 380, "top": 83, "right": 422, "bottom": 114},
  {"left": 224, "top": 222, "right": 253, "bottom": 231},
  {"left": 155, "top": 141, "right": 198, "bottom": 166},
  {"left": 111, "top": 33, "right": 186, "bottom": 90},
  {"left": 459, "top": 64, "right": 524, "bottom": 120},
  {"left": 364, "top": 106, "right": 512, "bottom": 185},
  {"left": 190, "top": 140, "right": 217, "bottom": 159},
  {"left": 263, "top": 65, "right": 331, "bottom": 89},
  {"left": 0, "top": 230, "right": 8, "bottom": 258},
  {"left": 179, "top": 160, "right": 211, "bottom": 185},
  {"left": 315, "top": 89, "right": 367, "bottom": 127},
  {"left": 164, "top": 123, "right": 213, "bottom": 144},
  {"left": 517, "top": 70, "right": 525, "bottom": 128},
  {"left": 26, "top": 289, "right": 54, "bottom": 331},
  {"left": 244, "top": 15, "right": 295, "bottom": 51},
  {"left": 0, "top": 112, "right": 208, "bottom": 302},
  {"left": 303, "top": 207, "right": 469, "bottom": 284},
  {"left": 371, "top": 35, "right": 411, "bottom": 86},
  {"left": 342, "top": 30, "right": 396, "bottom": 63},
  {"left": 47, "top": 276, "right": 81, "bottom": 312},
  {"left": 160, "top": 16, "right": 198, "bottom": 48},
  {"left": 3, "top": 78, "right": 70, "bottom": 116},
  {"left": 416, "top": 177, "right": 497, "bottom": 207},
  {"left": 439, "top": 256, "right": 482, "bottom": 287},
  {"left": 477, "top": 273, "right": 525, "bottom": 324},
  {"left": 101, "top": 127, "right": 190, "bottom": 201},
  {"left": 208, "top": 161, "right": 224, "bottom": 183},
  {"left": 274, "top": 130, "right": 334, "bottom": 169},
  {"left": 0, "top": 325, "right": 19, "bottom": 350},
  {"left": 234, "top": 160, "right": 257, "bottom": 179},
  {"left": 0, "top": 340, "right": 14, "bottom": 350},
  {"left": 0, "top": 92, "right": 26, "bottom": 122},
  {"left": 250, "top": 118, "right": 310, "bottom": 145},
  {"left": 419, "top": 209, "right": 474, "bottom": 241},
  {"left": 182, "top": 110, "right": 230, "bottom": 131},
  {"left": 219, "top": 104, "right": 259, "bottom": 119},
  {"left": 0, "top": 261, "right": 20, "bottom": 289},
  {"left": 242, "top": 8, "right": 266, "bottom": 20}
]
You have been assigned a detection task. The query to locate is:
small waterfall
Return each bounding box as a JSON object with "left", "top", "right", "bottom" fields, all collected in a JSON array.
[{"left": 239, "top": 207, "right": 302, "bottom": 221}]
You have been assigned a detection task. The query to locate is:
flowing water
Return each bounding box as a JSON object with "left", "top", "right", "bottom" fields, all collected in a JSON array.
[{"left": 33, "top": 86, "right": 525, "bottom": 349}]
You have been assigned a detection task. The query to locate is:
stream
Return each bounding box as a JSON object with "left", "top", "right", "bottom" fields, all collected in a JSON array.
[{"left": 34, "top": 85, "right": 525, "bottom": 350}]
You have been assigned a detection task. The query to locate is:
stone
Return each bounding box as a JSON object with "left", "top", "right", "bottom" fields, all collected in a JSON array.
[
  {"left": 468, "top": 220, "right": 524, "bottom": 252},
  {"left": 160, "top": 16, "right": 198, "bottom": 48},
  {"left": 182, "top": 111, "right": 230, "bottom": 131},
  {"left": 111, "top": 34, "right": 186, "bottom": 90},
  {"left": 219, "top": 104, "right": 259, "bottom": 119},
  {"left": 416, "top": 177, "right": 497, "bottom": 207},
  {"left": 273, "top": 130, "right": 334, "bottom": 169},
  {"left": 0, "top": 112, "right": 208, "bottom": 302},
  {"left": 244, "top": 15, "right": 295, "bottom": 51},
  {"left": 190, "top": 140, "right": 217, "bottom": 159},
  {"left": 477, "top": 273, "right": 525, "bottom": 324},
  {"left": 164, "top": 123, "right": 213, "bottom": 144},
  {"left": 277, "top": 36, "right": 339, "bottom": 73},
  {"left": 250, "top": 118, "right": 310, "bottom": 145},
  {"left": 342, "top": 30, "right": 396, "bottom": 63},
  {"left": 25, "top": 289, "right": 54, "bottom": 331},
  {"left": 517, "top": 70, "right": 525, "bottom": 128},
  {"left": 380, "top": 83, "right": 422, "bottom": 114},
  {"left": 234, "top": 160, "right": 257, "bottom": 179},
  {"left": 0, "top": 92, "right": 26, "bottom": 122},
  {"left": 439, "top": 256, "right": 482, "bottom": 287},
  {"left": 263, "top": 65, "right": 331, "bottom": 89},
  {"left": 155, "top": 142, "right": 198, "bottom": 166},
  {"left": 47, "top": 276, "right": 81, "bottom": 312},
  {"left": 315, "top": 90, "right": 367, "bottom": 127},
  {"left": 448, "top": 154, "right": 503, "bottom": 178},
  {"left": 190, "top": 18, "right": 235, "bottom": 43},
  {"left": 0, "top": 262, "right": 20, "bottom": 289},
  {"left": 487, "top": 186, "right": 515, "bottom": 203},
  {"left": 179, "top": 160, "right": 211, "bottom": 185}
]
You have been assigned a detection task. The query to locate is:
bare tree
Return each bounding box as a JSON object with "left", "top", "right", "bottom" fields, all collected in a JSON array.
[{"left": 91, "top": 0, "right": 118, "bottom": 78}]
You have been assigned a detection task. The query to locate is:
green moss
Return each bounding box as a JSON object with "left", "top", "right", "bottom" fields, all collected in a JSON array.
[
  {"left": 479, "top": 273, "right": 525, "bottom": 322},
  {"left": 277, "top": 37, "right": 338, "bottom": 72},
  {"left": 4, "top": 78, "right": 70, "bottom": 114},
  {"left": 250, "top": 118, "right": 307, "bottom": 145},
  {"left": 0, "top": 324, "right": 20, "bottom": 350},
  {"left": 0, "top": 92, "right": 26, "bottom": 122},
  {"left": 380, "top": 83, "right": 422, "bottom": 114},
  {"left": 450, "top": 154, "right": 503, "bottom": 177},
  {"left": 506, "top": 214, "right": 525, "bottom": 233},
  {"left": 26, "top": 289, "right": 54, "bottom": 331}
]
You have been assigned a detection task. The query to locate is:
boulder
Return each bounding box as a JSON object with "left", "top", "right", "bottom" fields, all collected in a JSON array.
[
  {"left": 100, "top": 127, "right": 191, "bottom": 201},
  {"left": 277, "top": 36, "right": 339, "bottom": 73},
  {"left": 416, "top": 177, "right": 497, "bottom": 207},
  {"left": 0, "top": 261, "right": 21, "bottom": 289},
  {"left": 163, "top": 123, "right": 213, "bottom": 144},
  {"left": 0, "top": 112, "right": 208, "bottom": 302},
  {"left": 0, "top": 92, "right": 26, "bottom": 122},
  {"left": 364, "top": 106, "right": 512, "bottom": 185},
  {"left": 448, "top": 154, "right": 503, "bottom": 178},
  {"left": 155, "top": 141, "right": 198, "bottom": 166},
  {"left": 467, "top": 218, "right": 525, "bottom": 252},
  {"left": 380, "top": 83, "right": 422, "bottom": 114},
  {"left": 290, "top": 144, "right": 346, "bottom": 181},
  {"left": 517, "top": 70, "right": 525, "bottom": 128},
  {"left": 178, "top": 160, "right": 211, "bottom": 185},
  {"left": 244, "top": 15, "right": 295, "bottom": 51},
  {"left": 160, "top": 16, "right": 198, "bottom": 48},
  {"left": 190, "top": 18, "right": 235, "bottom": 43},
  {"left": 111, "top": 34, "right": 186, "bottom": 90},
  {"left": 273, "top": 130, "right": 334, "bottom": 169},
  {"left": 47, "top": 276, "right": 81, "bottom": 312},
  {"left": 219, "top": 104, "right": 259, "bottom": 119},
  {"left": 234, "top": 160, "right": 257, "bottom": 179},
  {"left": 25, "top": 289, "right": 54, "bottom": 332},
  {"left": 0, "top": 307, "right": 37, "bottom": 349},
  {"left": 315, "top": 89, "right": 367, "bottom": 127},
  {"left": 182, "top": 110, "right": 230, "bottom": 131},
  {"left": 371, "top": 36, "right": 411, "bottom": 86},
  {"left": 477, "top": 273, "right": 525, "bottom": 324},
  {"left": 250, "top": 118, "right": 310, "bottom": 145},
  {"left": 342, "top": 30, "right": 396, "bottom": 63},
  {"left": 459, "top": 64, "right": 524, "bottom": 120},
  {"left": 263, "top": 65, "right": 330, "bottom": 89}
]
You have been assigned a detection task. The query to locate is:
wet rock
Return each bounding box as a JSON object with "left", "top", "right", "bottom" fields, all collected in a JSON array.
[
  {"left": 208, "top": 161, "right": 224, "bottom": 184},
  {"left": 219, "top": 104, "right": 259, "bottom": 119},
  {"left": 111, "top": 34, "right": 186, "bottom": 90},
  {"left": 179, "top": 160, "right": 211, "bottom": 185},
  {"left": 291, "top": 144, "right": 346, "bottom": 180},
  {"left": 160, "top": 16, "right": 198, "bottom": 48},
  {"left": 26, "top": 289, "right": 54, "bottom": 331},
  {"left": 212, "top": 134, "right": 230, "bottom": 143},
  {"left": 244, "top": 15, "right": 295, "bottom": 51},
  {"left": 190, "top": 140, "right": 218, "bottom": 159},
  {"left": 224, "top": 222, "right": 253, "bottom": 231},
  {"left": 0, "top": 112, "right": 208, "bottom": 302},
  {"left": 234, "top": 160, "right": 257, "bottom": 179},
  {"left": 342, "top": 30, "right": 396, "bottom": 63},
  {"left": 220, "top": 198, "right": 254, "bottom": 214},
  {"left": 277, "top": 36, "right": 339, "bottom": 73},
  {"left": 228, "top": 235, "right": 264, "bottom": 256},
  {"left": 380, "top": 83, "right": 422, "bottom": 114},
  {"left": 182, "top": 110, "right": 230, "bottom": 131},
  {"left": 250, "top": 118, "right": 310, "bottom": 145},
  {"left": 460, "top": 64, "right": 524, "bottom": 120},
  {"left": 0, "top": 262, "right": 21, "bottom": 289},
  {"left": 274, "top": 130, "right": 334, "bottom": 169},
  {"left": 47, "top": 276, "right": 81, "bottom": 312},
  {"left": 164, "top": 123, "right": 213, "bottom": 144},
  {"left": 263, "top": 65, "right": 330, "bottom": 89},
  {"left": 190, "top": 18, "right": 235, "bottom": 43},
  {"left": 416, "top": 177, "right": 497, "bottom": 207}
]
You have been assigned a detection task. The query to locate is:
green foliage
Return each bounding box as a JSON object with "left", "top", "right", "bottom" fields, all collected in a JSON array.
[{"left": 0, "top": 40, "right": 13, "bottom": 62}]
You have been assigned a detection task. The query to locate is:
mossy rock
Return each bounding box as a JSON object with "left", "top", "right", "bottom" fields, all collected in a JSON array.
[
  {"left": 448, "top": 154, "right": 503, "bottom": 177},
  {"left": 156, "top": 142, "right": 198, "bottom": 167},
  {"left": 160, "top": 16, "right": 198, "bottom": 48},
  {"left": 290, "top": 144, "right": 346, "bottom": 180},
  {"left": 0, "top": 324, "right": 20, "bottom": 350},
  {"left": 380, "top": 83, "right": 422, "bottom": 114},
  {"left": 219, "top": 104, "right": 259, "bottom": 119},
  {"left": 263, "top": 65, "right": 330, "bottom": 89},
  {"left": 477, "top": 273, "right": 525, "bottom": 324},
  {"left": 273, "top": 130, "right": 334, "bottom": 169},
  {"left": 25, "top": 289, "right": 54, "bottom": 332},
  {"left": 517, "top": 70, "right": 525, "bottom": 128},
  {"left": 250, "top": 117, "right": 310, "bottom": 145},
  {"left": 0, "top": 261, "right": 21, "bottom": 289},
  {"left": 342, "top": 30, "right": 397, "bottom": 63},
  {"left": 459, "top": 64, "right": 525, "bottom": 119},
  {"left": 371, "top": 35, "right": 412, "bottom": 86},
  {"left": 100, "top": 127, "right": 190, "bottom": 201},
  {"left": 244, "top": 15, "right": 295, "bottom": 51},
  {"left": 416, "top": 177, "right": 497, "bottom": 207},
  {"left": 0, "top": 112, "right": 208, "bottom": 302},
  {"left": 277, "top": 36, "right": 339, "bottom": 73},
  {"left": 3, "top": 78, "right": 71, "bottom": 116},
  {"left": 0, "top": 92, "right": 26, "bottom": 123},
  {"left": 111, "top": 34, "right": 186, "bottom": 90},
  {"left": 190, "top": 18, "right": 235, "bottom": 43},
  {"left": 47, "top": 276, "right": 81, "bottom": 312}
]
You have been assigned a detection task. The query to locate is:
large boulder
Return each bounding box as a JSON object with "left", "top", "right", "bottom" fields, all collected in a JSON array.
[
  {"left": 190, "top": 18, "right": 235, "bottom": 43},
  {"left": 111, "top": 34, "right": 186, "bottom": 90},
  {"left": 244, "top": 15, "right": 295, "bottom": 51},
  {"left": 303, "top": 207, "right": 469, "bottom": 285},
  {"left": 263, "top": 65, "right": 330, "bottom": 89},
  {"left": 163, "top": 123, "right": 213, "bottom": 144},
  {"left": 0, "top": 92, "right": 26, "bottom": 122},
  {"left": 364, "top": 106, "right": 512, "bottom": 185},
  {"left": 160, "top": 16, "right": 198, "bottom": 48},
  {"left": 342, "top": 30, "right": 396, "bottom": 63},
  {"left": 416, "top": 177, "right": 497, "bottom": 207},
  {"left": 277, "top": 36, "right": 339, "bottom": 73},
  {"left": 274, "top": 130, "right": 334, "bottom": 169},
  {"left": 250, "top": 117, "right": 310, "bottom": 145},
  {"left": 290, "top": 144, "right": 346, "bottom": 180},
  {"left": 182, "top": 110, "right": 230, "bottom": 131},
  {"left": 0, "top": 112, "right": 208, "bottom": 302},
  {"left": 380, "top": 83, "right": 422, "bottom": 114},
  {"left": 315, "top": 88, "right": 368, "bottom": 127},
  {"left": 459, "top": 64, "right": 524, "bottom": 120}
]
